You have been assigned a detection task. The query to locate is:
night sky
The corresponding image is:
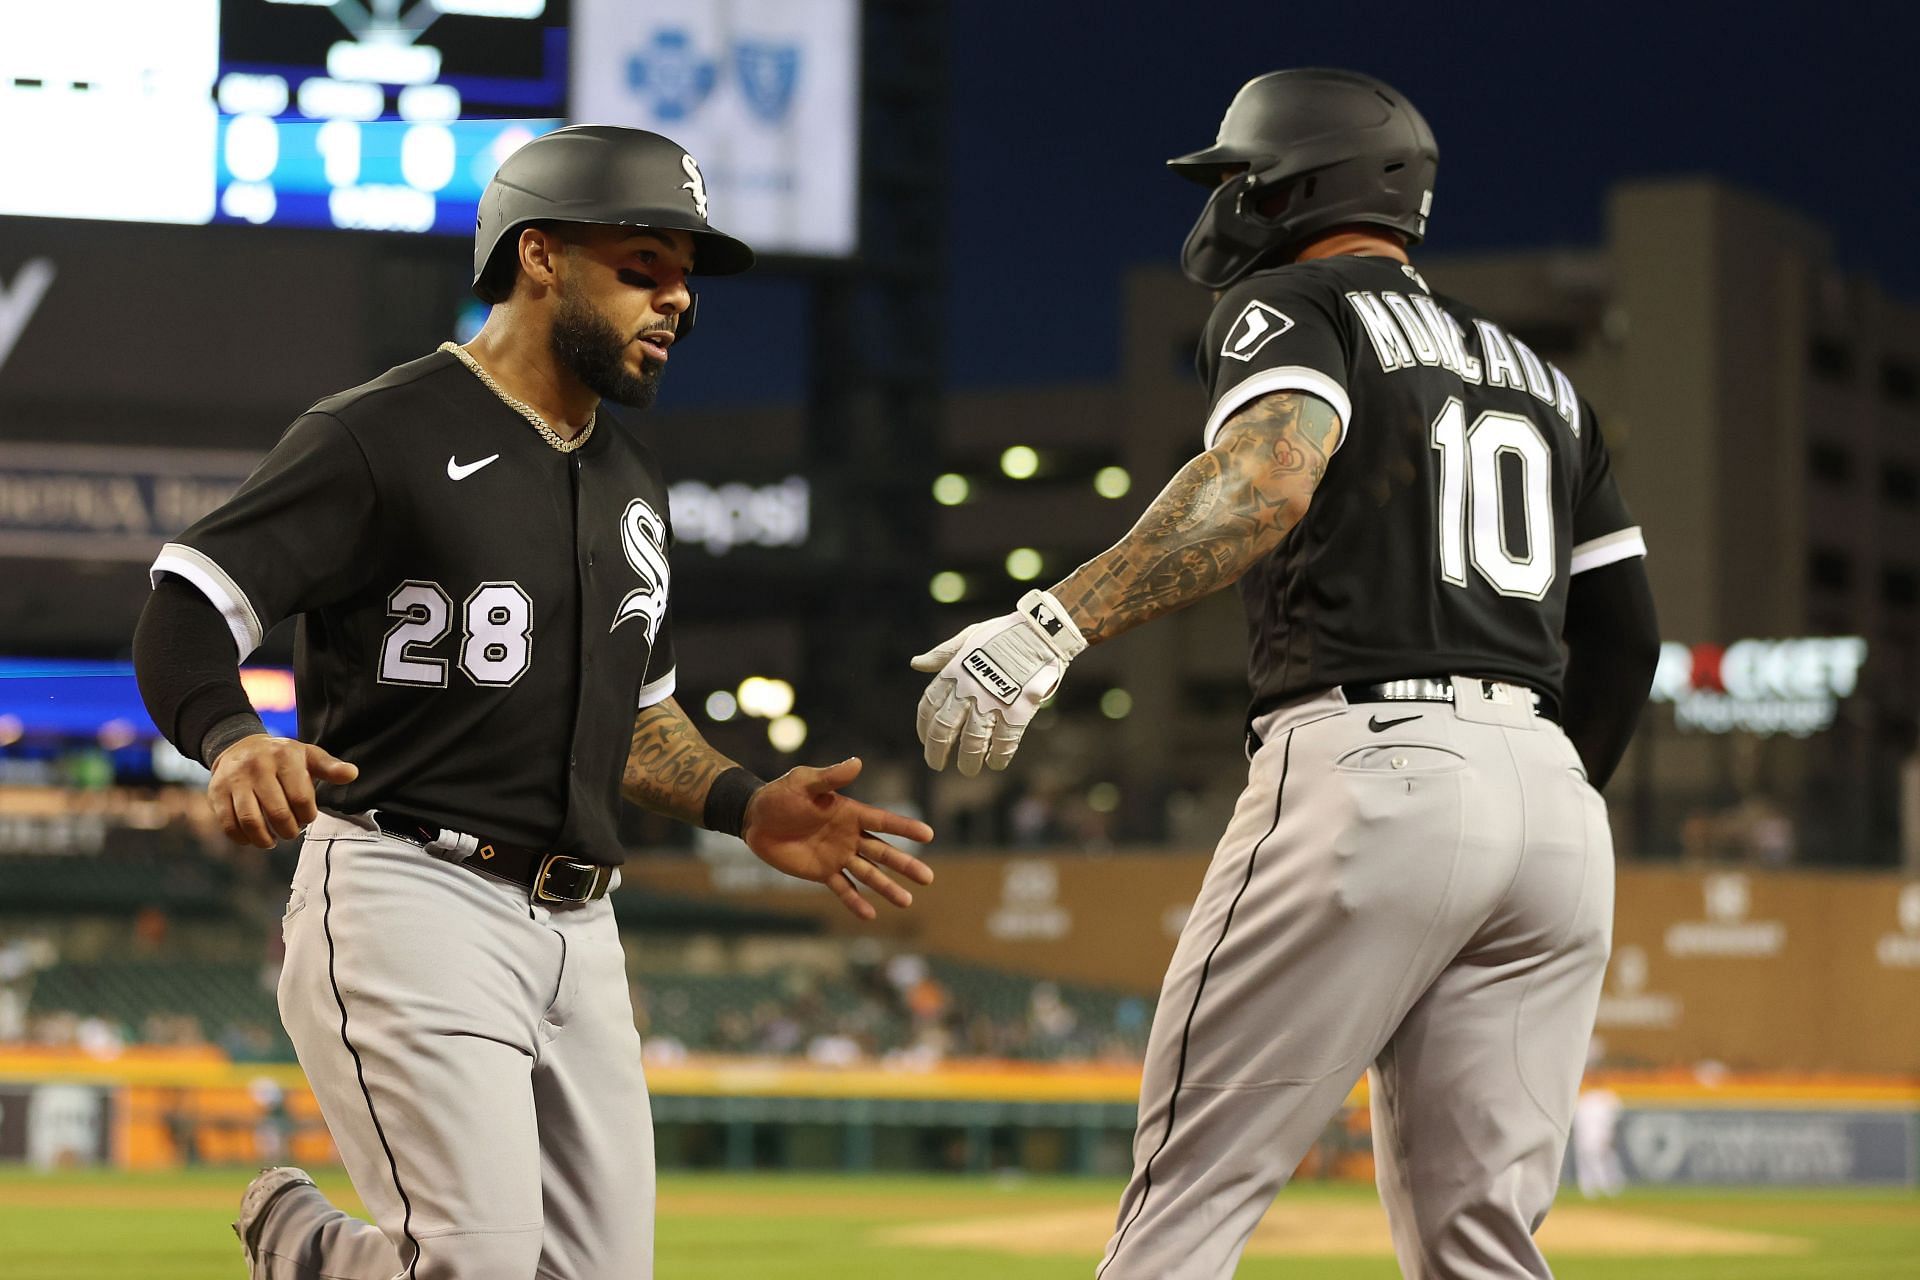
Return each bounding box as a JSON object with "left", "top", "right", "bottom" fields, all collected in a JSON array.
[{"left": 670, "top": 0, "right": 1920, "bottom": 407}]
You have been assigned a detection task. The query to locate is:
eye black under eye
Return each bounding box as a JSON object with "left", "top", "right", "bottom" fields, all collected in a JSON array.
[{"left": 617, "top": 269, "right": 660, "bottom": 289}]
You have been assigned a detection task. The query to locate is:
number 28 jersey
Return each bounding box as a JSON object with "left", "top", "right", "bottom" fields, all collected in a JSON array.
[
  {"left": 150, "top": 349, "right": 677, "bottom": 865},
  {"left": 1194, "top": 255, "right": 1646, "bottom": 720}
]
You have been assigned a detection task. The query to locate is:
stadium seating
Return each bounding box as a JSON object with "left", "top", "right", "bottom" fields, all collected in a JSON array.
[
  {"left": 24, "top": 958, "right": 290, "bottom": 1057},
  {"left": 0, "top": 848, "right": 233, "bottom": 917}
]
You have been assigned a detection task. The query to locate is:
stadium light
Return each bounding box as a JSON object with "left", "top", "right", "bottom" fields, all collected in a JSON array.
[
  {"left": 1094, "top": 466, "right": 1132, "bottom": 499},
  {"left": 1087, "top": 782, "right": 1121, "bottom": 813},
  {"left": 761, "top": 679, "right": 796, "bottom": 719},
  {"left": 930, "top": 571, "right": 967, "bottom": 603},
  {"left": 932, "top": 473, "right": 970, "bottom": 506},
  {"left": 705, "top": 690, "right": 739, "bottom": 722},
  {"left": 97, "top": 719, "right": 137, "bottom": 751},
  {"left": 737, "top": 676, "right": 772, "bottom": 717},
  {"left": 1000, "top": 446, "right": 1039, "bottom": 480},
  {"left": 768, "top": 715, "right": 808, "bottom": 752},
  {"left": 1100, "top": 688, "right": 1134, "bottom": 720},
  {"left": 737, "top": 677, "right": 795, "bottom": 719},
  {"left": 1005, "top": 548, "right": 1044, "bottom": 581}
]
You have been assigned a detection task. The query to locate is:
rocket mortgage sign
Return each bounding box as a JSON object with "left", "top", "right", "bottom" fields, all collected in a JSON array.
[{"left": 1649, "top": 637, "right": 1867, "bottom": 737}]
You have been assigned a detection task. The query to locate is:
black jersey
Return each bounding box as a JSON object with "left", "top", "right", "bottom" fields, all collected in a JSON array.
[
  {"left": 151, "top": 349, "right": 676, "bottom": 866},
  {"left": 1195, "top": 255, "right": 1645, "bottom": 721}
]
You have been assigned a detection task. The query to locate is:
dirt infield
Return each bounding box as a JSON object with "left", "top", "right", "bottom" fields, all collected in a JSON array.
[{"left": 876, "top": 1201, "right": 1815, "bottom": 1258}]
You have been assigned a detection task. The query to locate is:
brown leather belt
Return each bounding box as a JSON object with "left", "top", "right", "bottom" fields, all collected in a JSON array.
[{"left": 371, "top": 810, "right": 612, "bottom": 904}]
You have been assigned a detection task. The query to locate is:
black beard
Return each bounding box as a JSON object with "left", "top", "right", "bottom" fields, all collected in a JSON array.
[{"left": 549, "top": 288, "right": 664, "bottom": 410}]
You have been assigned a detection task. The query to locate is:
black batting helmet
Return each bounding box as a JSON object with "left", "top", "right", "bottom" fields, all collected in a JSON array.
[
  {"left": 1169, "top": 69, "right": 1437, "bottom": 289},
  {"left": 472, "top": 125, "right": 755, "bottom": 335}
]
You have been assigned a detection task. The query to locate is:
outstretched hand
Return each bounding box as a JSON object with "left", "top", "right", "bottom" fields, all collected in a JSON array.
[
  {"left": 740, "top": 757, "right": 934, "bottom": 921},
  {"left": 208, "top": 734, "right": 359, "bottom": 849}
]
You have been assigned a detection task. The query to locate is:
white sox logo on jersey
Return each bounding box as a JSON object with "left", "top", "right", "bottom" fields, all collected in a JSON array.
[
  {"left": 613, "top": 498, "right": 671, "bottom": 642},
  {"left": 680, "top": 153, "right": 709, "bottom": 221},
  {"left": 1221, "top": 299, "right": 1294, "bottom": 362}
]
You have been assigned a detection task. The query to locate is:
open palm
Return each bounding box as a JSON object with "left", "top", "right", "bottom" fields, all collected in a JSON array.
[{"left": 741, "top": 757, "right": 935, "bottom": 920}]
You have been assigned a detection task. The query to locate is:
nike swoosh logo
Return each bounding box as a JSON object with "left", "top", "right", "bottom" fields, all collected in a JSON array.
[
  {"left": 1368, "top": 713, "right": 1422, "bottom": 732},
  {"left": 446, "top": 454, "right": 500, "bottom": 481}
]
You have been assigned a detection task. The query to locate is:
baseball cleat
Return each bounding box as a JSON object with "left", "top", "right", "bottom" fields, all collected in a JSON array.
[{"left": 233, "top": 1166, "right": 315, "bottom": 1277}]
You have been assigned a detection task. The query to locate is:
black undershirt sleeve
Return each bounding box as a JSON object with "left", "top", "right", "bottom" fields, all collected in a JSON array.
[
  {"left": 1560, "top": 555, "right": 1661, "bottom": 791},
  {"left": 134, "top": 577, "right": 265, "bottom": 766}
]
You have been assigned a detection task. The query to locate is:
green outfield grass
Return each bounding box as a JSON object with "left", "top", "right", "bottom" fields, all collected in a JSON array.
[{"left": 0, "top": 1167, "right": 1915, "bottom": 1278}]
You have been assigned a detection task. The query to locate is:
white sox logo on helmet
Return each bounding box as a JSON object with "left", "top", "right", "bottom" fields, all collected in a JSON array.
[
  {"left": 613, "top": 498, "right": 671, "bottom": 642},
  {"left": 680, "top": 153, "right": 709, "bottom": 221}
]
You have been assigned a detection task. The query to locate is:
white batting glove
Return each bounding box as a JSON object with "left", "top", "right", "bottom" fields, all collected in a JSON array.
[{"left": 911, "top": 589, "right": 1088, "bottom": 776}]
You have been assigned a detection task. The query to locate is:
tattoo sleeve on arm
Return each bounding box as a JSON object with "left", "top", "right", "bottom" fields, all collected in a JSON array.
[
  {"left": 1052, "top": 391, "right": 1342, "bottom": 645},
  {"left": 619, "top": 696, "right": 741, "bottom": 826}
]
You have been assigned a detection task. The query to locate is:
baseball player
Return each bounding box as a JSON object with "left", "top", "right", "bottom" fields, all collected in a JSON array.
[
  {"left": 913, "top": 70, "right": 1661, "bottom": 1278},
  {"left": 132, "top": 126, "right": 935, "bottom": 1280}
]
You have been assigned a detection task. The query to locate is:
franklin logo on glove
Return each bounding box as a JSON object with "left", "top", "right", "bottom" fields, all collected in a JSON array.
[
  {"left": 964, "top": 649, "right": 1022, "bottom": 704},
  {"left": 911, "top": 588, "right": 1089, "bottom": 776}
]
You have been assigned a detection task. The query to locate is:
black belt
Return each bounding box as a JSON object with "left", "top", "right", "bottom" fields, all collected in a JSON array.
[
  {"left": 1248, "top": 677, "right": 1560, "bottom": 756},
  {"left": 1340, "top": 677, "right": 1560, "bottom": 724},
  {"left": 371, "top": 810, "right": 612, "bottom": 904}
]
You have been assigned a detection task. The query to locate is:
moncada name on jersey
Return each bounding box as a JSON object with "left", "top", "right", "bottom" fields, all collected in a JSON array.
[{"left": 1342, "top": 284, "right": 1582, "bottom": 437}]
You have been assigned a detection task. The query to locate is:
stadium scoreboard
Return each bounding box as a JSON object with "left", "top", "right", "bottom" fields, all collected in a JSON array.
[
  {"left": 0, "top": 0, "right": 565, "bottom": 235},
  {"left": 0, "top": 0, "right": 860, "bottom": 257}
]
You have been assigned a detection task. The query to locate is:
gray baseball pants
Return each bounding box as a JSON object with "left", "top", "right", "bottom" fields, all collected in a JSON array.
[
  {"left": 253, "top": 812, "right": 653, "bottom": 1280},
  {"left": 1098, "top": 681, "right": 1613, "bottom": 1279}
]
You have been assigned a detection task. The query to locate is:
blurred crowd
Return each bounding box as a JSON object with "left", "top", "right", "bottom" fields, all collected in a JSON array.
[
  {"left": 0, "top": 770, "right": 1837, "bottom": 1075},
  {"left": 0, "top": 767, "right": 1840, "bottom": 861},
  {"left": 4, "top": 912, "right": 1152, "bottom": 1068},
  {"left": 1679, "top": 795, "right": 1798, "bottom": 865},
  {"left": 10, "top": 1007, "right": 285, "bottom": 1062},
  {"left": 636, "top": 950, "right": 1151, "bottom": 1068}
]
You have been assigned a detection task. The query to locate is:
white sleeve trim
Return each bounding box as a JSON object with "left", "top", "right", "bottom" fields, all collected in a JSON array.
[
  {"left": 1202, "top": 366, "right": 1354, "bottom": 452},
  {"left": 150, "top": 542, "right": 264, "bottom": 658},
  {"left": 636, "top": 669, "right": 678, "bottom": 710},
  {"left": 1570, "top": 527, "right": 1647, "bottom": 575}
]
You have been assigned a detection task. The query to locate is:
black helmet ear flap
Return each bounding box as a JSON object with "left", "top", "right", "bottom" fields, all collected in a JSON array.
[
  {"left": 1180, "top": 174, "right": 1291, "bottom": 290},
  {"left": 674, "top": 293, "right": 698, "bottom": 345}
]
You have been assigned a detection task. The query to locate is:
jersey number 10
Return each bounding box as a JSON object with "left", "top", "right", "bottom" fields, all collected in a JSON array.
[
  {"left": 1429, "top": 399, "right": 1555, "bottom": 600},
  {"left": 378, "top": 580, "right": 533, "bottom": 688}
]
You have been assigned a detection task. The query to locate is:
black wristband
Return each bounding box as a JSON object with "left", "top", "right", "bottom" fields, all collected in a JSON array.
[
  {"left": 200, "top": 711, "right": 268, "bottom": 768},
  {"left": 702, "top": 766, "right": 764, "bottom": 837}
]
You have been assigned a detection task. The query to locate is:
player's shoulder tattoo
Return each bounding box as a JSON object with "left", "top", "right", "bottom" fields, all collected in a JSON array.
[
  {"left": 1053, "top": 391, "right": 1343, "bottom": 644},
  {"left": 1215, "top": 391, "right": 1343, "bottom": 485}
]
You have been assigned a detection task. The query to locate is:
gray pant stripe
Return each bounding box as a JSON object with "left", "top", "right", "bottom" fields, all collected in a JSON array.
[
  {"left": 1099, "top": 728, "right": 1295, "bottom": 1277},
  {"left": 321, "top": 839, "right": 424, "bottom": 1278}
]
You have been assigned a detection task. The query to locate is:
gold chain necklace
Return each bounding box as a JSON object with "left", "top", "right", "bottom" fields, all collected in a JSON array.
[{"left": 438, "top": 341, "right": 596, "bottom": 454}]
